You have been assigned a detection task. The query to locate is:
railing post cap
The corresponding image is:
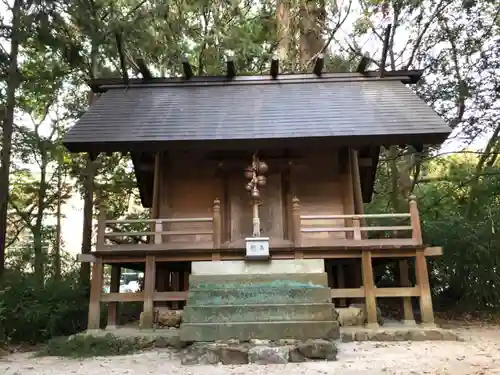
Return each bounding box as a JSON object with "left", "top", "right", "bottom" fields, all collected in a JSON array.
[
  {"left": 213, "top": 197, "right": 220, "bottom": 205},
  {"left": 408, "top": 195, "right": 417, "bottom": 202},
  {"left": 292, "top": 196, "right": 300, "bottom": 203}
]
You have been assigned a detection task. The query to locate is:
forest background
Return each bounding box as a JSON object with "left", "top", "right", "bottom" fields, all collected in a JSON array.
[{"left": 0, "top": 0, "right": 499, "bottom": 345}]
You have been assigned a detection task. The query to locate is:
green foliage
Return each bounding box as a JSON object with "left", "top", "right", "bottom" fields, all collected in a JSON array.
[
  {"left": 0, "top": 273, "right": 88, "bottom": 344},
  {"left": 369, "top": 152, "right": 500, "bottom": 311},
  {"left": 37, "top": 334, "right": 141, "bottom": 358}
]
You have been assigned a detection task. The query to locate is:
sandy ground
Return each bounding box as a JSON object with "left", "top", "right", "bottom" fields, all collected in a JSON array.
[{"left": 1, "top": 325, "right": 500, "bottom": 375}]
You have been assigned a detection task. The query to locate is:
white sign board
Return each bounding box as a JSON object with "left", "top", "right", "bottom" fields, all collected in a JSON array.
[{"left": 245, "top": 237, "right": 270, "bottom": 260}]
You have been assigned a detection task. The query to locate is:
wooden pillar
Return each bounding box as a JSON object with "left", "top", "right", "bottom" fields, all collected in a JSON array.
[
  {"left": 142, "top": 255, "right": 156, "bottom": 329},
  {"left": 107, "top": 265, "right": 121, "bottom": 329},
  {"left": 336, "top": 263, "right": 346, "bottom": 307},
  {"left": 171, "top": 271, "right": 180, "bottom": 310},
  {"left": 398, "top": 259, "right": 416, "bottom": 325},
  {"left": 350, "top": 149, "right": 365, "bottom": 290},
  {"left": 361, "top": 250, "right": 378, "bottom": 328},
  {"left": 88, "top": 257, "right": 103, "bottom": 330},
  {"left": 212, "top": 198, "right": 221, "bottom": 260},
  {"left": 350, "top": 148, "right": 367, "bottom": 260},
  {"left": 183, "top": 269, "right": 190, "bottom": 308},
  {"left": 340, "top": 150, "right": 355, "bottom": 239},
  {"left": 409, "top": 196, "right": 423, "bottom": 244},
  {"left": 415, "top": 249, "right": 435, "bottom": 327},
  {"left": 150, "top": 152, "right": 162, "bottom": 239},
  {"left": 152, "top": 152, "right": 161, "bottom": 217},
  {"left": 349, "top": 149, "right": 366, "bottom": 224},
  {"left": 292, "top": 197, "right": 303, "bottom": 258}
]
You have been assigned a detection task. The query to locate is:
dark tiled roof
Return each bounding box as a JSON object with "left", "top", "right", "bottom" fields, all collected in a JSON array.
[{"left": 64, "top": 73, "right": 451, "bottom": 152}]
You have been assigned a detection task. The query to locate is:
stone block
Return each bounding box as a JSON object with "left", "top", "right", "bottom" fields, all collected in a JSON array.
[
  {"left": 180, "top": 321, "right": 340, "bottom": 342},
  {"left": 289, "top": 346, "right": 306, "bottom": 362},
  {"left": 248, "top": 345, "right": 289, "bottom": 364},
  {"left": 336, "top": 307, "right": 364, "bottom": 326},
  {"left": 341, "top": 332, "right": 355, "bottom": 342},
  {"left": 187, "top": 286, "right": 331, "bottom": 306},
  {"left": 183, "top": 303, "right": 337, "bottom": 323},
  {"left": 408, "top": 329, "right": 427, "bottom": 341},
  {"left": 180, "top": 345, "right": 219, "bottom": 365},
  {"left": 297, "top": 339, "right": 338, "bottom": 360},
  {"left": 189, "top": 273, "right": 329, "bottom": 288},
  {"left": 208, "top": 343, "right": 249, "bottom": 365},
  {"left": 191, "top": 259, "right": 325, "bottom": 275}
]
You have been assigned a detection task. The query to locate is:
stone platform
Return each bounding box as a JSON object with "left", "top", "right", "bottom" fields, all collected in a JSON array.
[{"left": 180, "top": 259, "right": 340, "bottom": 342}]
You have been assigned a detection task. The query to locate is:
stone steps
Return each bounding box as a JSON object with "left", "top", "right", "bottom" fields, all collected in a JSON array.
[
  {"left": 189, "top": 273, "right": 328, "bottom": 288},
  {"left": 187, "top": 286, "right": 331, "bottom": 306},
  {"left": 183, "top": 303, "right": 337, "bottom": 323},
  {"left": 180, "top": 262, "right": 339, "bottom": 342},
  {"left": 180, "top": 320, "right": 340, "bottom": 342}
]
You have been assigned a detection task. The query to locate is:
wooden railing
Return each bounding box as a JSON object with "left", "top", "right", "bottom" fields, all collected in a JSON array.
[
  {"left": 292, "top": 195, "right": 423, "bottom": 247},
  {"left": 96, "top": 198, "right": 222, "bottom": 249}
]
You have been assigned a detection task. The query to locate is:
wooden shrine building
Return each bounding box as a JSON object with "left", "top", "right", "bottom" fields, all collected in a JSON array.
[{"left": 64, "top": 55, "right": 451, "bottom": 339}]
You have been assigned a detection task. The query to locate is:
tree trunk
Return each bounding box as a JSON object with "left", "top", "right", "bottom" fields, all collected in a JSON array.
[
  {"left": 33, "top": 153, "right": 48, "bottom": 283},
  {"left": 54, "top": 163, "right": 62, "bottom": 280},
  {"left": 79, "top": 155, "right": 95, "bottom": 288},
  {"left": 79, "top": 39, "right": 99, "bottom": 288},
  {"left": 276, "top": 0, "right": 290, "bottom": 62},
  {"left": 298, "top": 0, "right": 324, "bottom": 67},
  {"left": 0, "top": 0, "right": 22, "bottom": 281}
]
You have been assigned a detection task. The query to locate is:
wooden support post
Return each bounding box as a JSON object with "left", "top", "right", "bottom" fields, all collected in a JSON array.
[
  {"left": 398, "top": 259, "right": 416, "bottom": 325},
  {"left": 292, "top": 197, "right": 303, "bottom": 258},
  {"left": 340, "top": 149, "right": 355, "bottom": 240},
  {"left": 142, "top": 255, "right": 156, "bottom": 329},
  {"left": 182, "top": 270, "right": 190, "bottom": 309},
  {"left": 171, "top": 271, "right": 180, "bottom": 310},
  {"left": 352, "top": 216, "right": 362, "bottom": 240},
  {"left": 107, "top": 265, "right": 121, "bottom": 329},
  {"left": 336, "top": 263, "right": 346, "bottom": 307},
  {"left": 409, "top": 196, "right": 423, "bottom": 244},
  {"left": 154, "top": 219, "right": 162, "bottom": 244},
  {"left": 88, "top": 257, "right": 103, "bottom": 330},
  {"left": 361, "top": 250, "right": 378, "bottom": 328},
  {"left": 212, "top": 198, "right": 221, "bottom": 260},
  {"left": 415, "top": 249, "right": 435, "bottom": 327},
  {"left": 97, "top": 205, "right": 106, "bottom": 249},
  {"left": 150, "top": 152, "right": 161, "bottom": 238},
  {"left": 152, "top": 153, "right": 161, "bottom": 216},
  {"left": 349, "top": 149, "right": 367, "bottom": 237},
  {"left": 165, "top": 268, "right": 172, "bottom": 309}
]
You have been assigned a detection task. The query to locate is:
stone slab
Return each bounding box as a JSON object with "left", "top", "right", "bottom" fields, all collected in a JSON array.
[
  {"left": 180, "top": 320, "right": 340, "bottom": 342},
  {"left": 187, "top": 287, "right": 332, "bottom": 306},
  {"left": 81, "top": 327, "right": 186, "bottom": 349},
  {"left": 183, "top": 303, "right": 337, "bottom": 323},
  {"left": 189, "top": 273, "right": 329, "bottom": 288},
  {"left": 340, "top": 326, "right": 461, "bottom": 342},
  {"left": 191, "top": 259, "right": 325, "bottom": 275}
]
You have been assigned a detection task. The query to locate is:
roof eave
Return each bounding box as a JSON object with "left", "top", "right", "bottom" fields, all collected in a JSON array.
[
  {"left": 63, "top": 131, "right": 451, "bottom": 155},
  {"left": 87, "top": 69, "right": 424, "bottom": 93}
]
